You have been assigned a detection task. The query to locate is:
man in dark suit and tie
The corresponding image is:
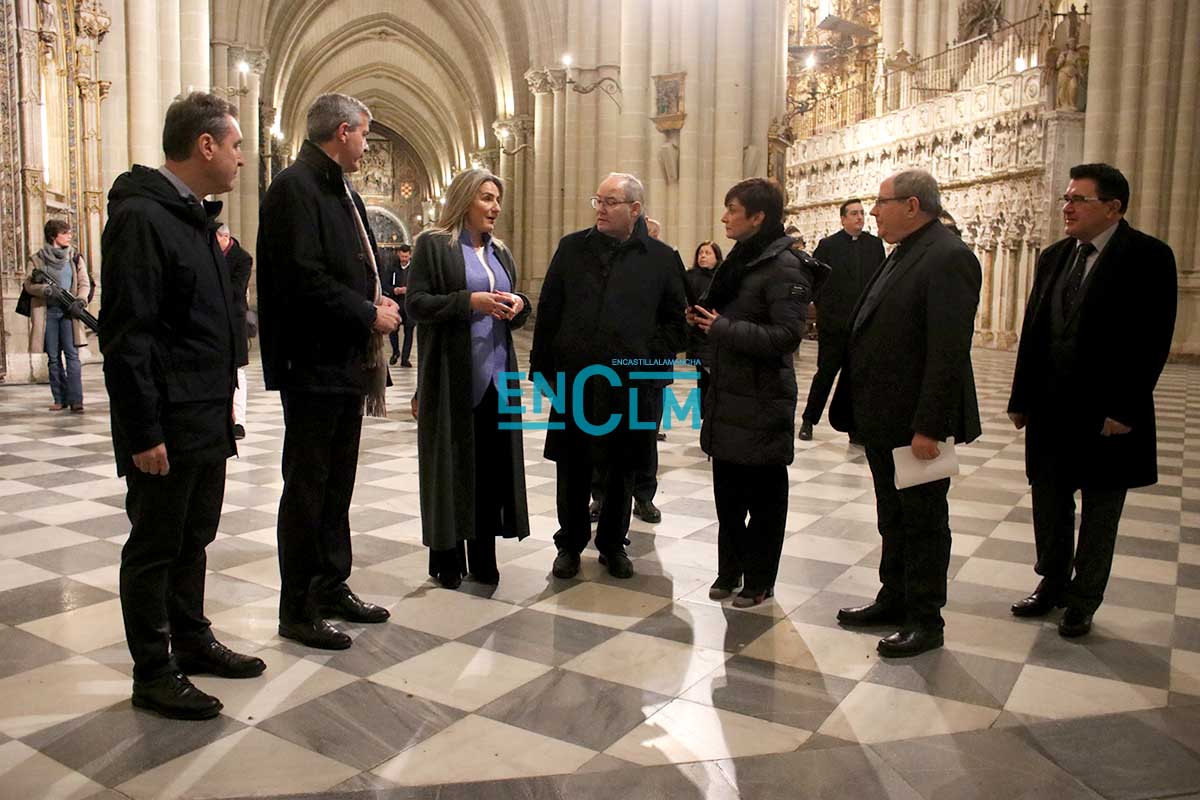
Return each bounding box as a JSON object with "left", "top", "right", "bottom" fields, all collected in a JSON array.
[
  {"left": 829, "top": 168, "right": 982, "bottom": 658},
  {"left": 799, "top": 198, "right": 886, "bottom": 442},
  {"left": 382, "top": 243, "right": 415, "bottom": 367},
  {"left": 1007, "top": 163, "right": 1177, "bottom": 638}
]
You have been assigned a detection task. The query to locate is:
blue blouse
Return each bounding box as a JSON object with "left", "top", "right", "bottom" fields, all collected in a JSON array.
[{"left": 459, "top": 230, "right": 513, "bottom": 407}]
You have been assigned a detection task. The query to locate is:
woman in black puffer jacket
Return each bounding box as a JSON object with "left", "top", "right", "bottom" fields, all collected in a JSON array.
[
  {"left": 685, "top": 241, "right": 722, "bottom": 416},
  {"left": 689, "top": 179, "right": 828, "bottom": 608}
]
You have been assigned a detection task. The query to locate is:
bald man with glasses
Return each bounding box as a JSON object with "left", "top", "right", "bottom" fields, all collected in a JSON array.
[{"left": 1007, "top": 162, "right": 1177, "bottom": 638}]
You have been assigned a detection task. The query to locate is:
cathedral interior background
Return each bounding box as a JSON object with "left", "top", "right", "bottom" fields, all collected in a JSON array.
[{"left": 2, "top": 1, "right": 1200, "bottom": 798}]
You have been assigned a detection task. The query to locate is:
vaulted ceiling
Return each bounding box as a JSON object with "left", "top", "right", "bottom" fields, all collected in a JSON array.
[{"left": 211, "top": 0, "right": 559, "bottom": 194}]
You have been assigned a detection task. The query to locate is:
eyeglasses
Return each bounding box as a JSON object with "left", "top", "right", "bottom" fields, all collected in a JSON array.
[
  {"left": 590, "top": 196, "right": 632, "bottom": 210},
  {"left": 874, "top": 196, "right": 913, "bottom": 205},
  {"left": 1060, "top": 194, "right": 1108, "bottom": 205}
]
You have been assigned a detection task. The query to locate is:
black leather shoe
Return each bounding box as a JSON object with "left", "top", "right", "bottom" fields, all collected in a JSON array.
[
  {"left": 599, "top": 549, "right": 635, "bottom": 579},
  {"left": 552, "top": 549, "right": 581, "bottom": 579},
  {"left": 470, "top": 569, "right": 500, "bottom": 585},
  {"left": 656, "top": 431, "right": 667, "bottom": 441},
  {"left": 877, "top": 628, "right": 944, "bottom": 658},
  {"left": 798, "top": 420, "right": 814, "bottom": 441},
  {"left": 837, "top": 602, "right": 906, "bottom": 627},
  {"left": 1011, "top": 586, "right": 1063, "bottom": 618},
  {"left": 389, "top": 353, "right": 400, "bottom": 365},
  {"left": 132, "top": 672, "right": 222, "bottom": 720},
  {"left": 318, "top": 588, "right": 390, "bottom": 623},
  {"left": 400, "top": 361, "right": 413, "bottom": 368},
  {"left": 732, "top": 587, "right": 774, "bottom": 608},
  {"left": 1058, "top": 608, "right": 1093, "bottom": 638},
  {"left": 589, "top": 500, "right": 602, "bottom": 523},
  {"left": 278, "top": 619, "right": 352, "bottom": 650},
  {"left": 709, "top": 577, "right": 741, "bottom": 600},
  {"left": 435, "top": 570, "right": 463, "bottom": 590},
  {"left": 232, "top": 424, "right": 246, "bottom": 440},
  {"left": 633, "top": 500, "right": 662, "bottom": 524},
  {"left": 175, "top": 641, "right": 266, "bottom": 679}
]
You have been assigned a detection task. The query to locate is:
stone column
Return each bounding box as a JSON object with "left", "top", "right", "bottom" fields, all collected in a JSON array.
[
  {"left": 646, "top": 0, "right": 670, "bottom": 221},
  {"left": 919, "top": 0, "right": 942, "bottom": 61},
  {"left": 99, "top": 0, "right": 129, "bottom": 195},
  {"left": 902, "top": 0, "right": 918, "bottom": 55},
  {"left": 1167, "top": 1, "right": 1200, "bottom": 270},
  {"left": 15, "top": 16, "right": 43, "bottom": 270},
  {"left": 944, "top": 0, "right": 960, "bottom": 47},
  {"left": 126, "top": 0, "right": 160, "bottom": 166},
  {"left": 221, "top": 47, "right": 245, "bottom": 232},
  {"left": 158, "top": 0, "right": 181, "bottom": 110},
  {"left": 550, "top": 69, "right": 567, "bottom": 250},
  {"left": 676, "top": 1, "right": 703, "bottom": 254},
  {"left": 178, "top": 0, "right": 210, "bottom": 93},
  {"left": 239, "top": 51, "right": 263, "bottom": 261},
  {"left": 881, "top": 0, "right": 904, "bottom": 55},
  {"left": 1133, "top": 5, "right": 1174, "bottom": 232},
  {"left": 507, "top": 115, "right": 533, "bottom": 278},
  {"left": 527, "top": 70, "right": 555, "bottom": 288},
  {"left": 712, "top": 0, "right": 748, "bottom": 217},
  {"left": 1081, "top": 0, "right": 1121, "bottom": 162},
  {"left": 618, "top": 0, "right": 650, "bottom": 180}
]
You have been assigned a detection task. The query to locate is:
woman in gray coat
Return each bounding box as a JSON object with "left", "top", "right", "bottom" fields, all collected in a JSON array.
[{"left": 406, "top": 169, "right": 532, "bottom": 589}]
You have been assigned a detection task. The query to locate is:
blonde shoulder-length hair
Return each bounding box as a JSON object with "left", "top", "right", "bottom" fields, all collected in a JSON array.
[{"left": 422, "top": 168, "right": 506, "bottom": 251}]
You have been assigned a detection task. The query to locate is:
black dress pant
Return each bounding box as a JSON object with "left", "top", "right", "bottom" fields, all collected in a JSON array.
[
  {"left": 390, "top": 319, "right": 415, "bottom": 363},
  {"left": 1031, "top": 474, "right": 1127, "bottom": 615},
  {"left": 712, "top": 459, "right": 789, "bottom": 594},
  {"left": 277, "top": 391, "right": 363, "bottom": 623},
  {"left": 555, "top": 436, "right": 633, "bottom": 556},
  {"left": 864, "top": 446, "right": 952, "bottom": 630},
  {"left": 429, "top": 384, "right": 504, "bottom": 578},
  {"left": 801, "top": 330, "right": 845, "bottom": 425},
  {"left": 120, "top": 460, "right": 226, "bottom": 682},
  {"left": 591, "top": 389, "right": 663, "bottom": 507}
]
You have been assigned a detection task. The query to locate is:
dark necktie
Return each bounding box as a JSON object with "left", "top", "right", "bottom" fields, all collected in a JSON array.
[{"left": 1061, "top": 241, "right": 1095, "bottom": 314}]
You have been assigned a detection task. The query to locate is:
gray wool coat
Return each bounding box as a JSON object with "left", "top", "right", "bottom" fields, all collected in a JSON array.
[{"left": 405, "top": 230, "right": 532, "bottom": 551}]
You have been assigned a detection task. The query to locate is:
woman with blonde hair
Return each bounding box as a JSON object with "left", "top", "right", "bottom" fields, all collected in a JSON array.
[{"left": 406, "top": 169, "right": 532, "bottom": 588}]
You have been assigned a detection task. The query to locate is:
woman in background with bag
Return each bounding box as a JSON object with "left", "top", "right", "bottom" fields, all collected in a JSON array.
[{"left": 22, "top": 218, "right": 90, "bottom": 413}]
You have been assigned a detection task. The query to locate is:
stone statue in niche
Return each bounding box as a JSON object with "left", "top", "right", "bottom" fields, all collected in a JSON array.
[
  {"left": 355, "top": 141, "right": 393, "bottom": 197},
  {"left": 1055, "top": 39, "right": 1085, "bottom": 111}
]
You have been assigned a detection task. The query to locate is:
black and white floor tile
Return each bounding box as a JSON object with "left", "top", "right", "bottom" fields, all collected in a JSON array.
[{"left": 1, "top": 330, "right": 1199, "bottom": 799}]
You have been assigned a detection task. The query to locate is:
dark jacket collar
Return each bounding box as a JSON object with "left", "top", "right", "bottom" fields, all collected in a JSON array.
[
  {"left": 296, "top": 140, "right": 347, "bottom": 191},
  {"left": 584, "top": 214, "right": 652, "bottom": 253}
]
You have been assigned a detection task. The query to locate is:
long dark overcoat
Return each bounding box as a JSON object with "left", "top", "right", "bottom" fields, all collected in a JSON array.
[{"left": 405, "top": 230, "right": 532, "bottom": 550}]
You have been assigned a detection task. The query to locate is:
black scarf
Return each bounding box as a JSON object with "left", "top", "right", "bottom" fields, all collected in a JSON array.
[{"left": 703, "top": 222, "right": 786, "bottom": 310}]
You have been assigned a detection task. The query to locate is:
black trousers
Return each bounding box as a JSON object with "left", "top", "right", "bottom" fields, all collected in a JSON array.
[
  {"left": 277, "top": 391, "right": 363, "bottom": 623},
  {"left": 390, "top": 319, "right": 415, "bottom": 363},
  {"left": 864, "top": 446, "right": 952, "bottom": 630},
  {"left": 801, "top": 331, "right": 845, "bottom": 425},
  {"left": 1031, "top": 474, "right": 1127, "bottom": 615},
  {"left": 591, "top": 389, "right": 663, "bottom": 507},
  {"left": 120, "top": 460, "right": 226, "bottom": 682},
  {"left": 428, "top": 384, "right": 504, "bottom": 578},
  {"left": 712, "top": 460, "right": 789, "bottom": 594},
  {"left": 555, "top": 437, "right": 633, "bottom": 556}
]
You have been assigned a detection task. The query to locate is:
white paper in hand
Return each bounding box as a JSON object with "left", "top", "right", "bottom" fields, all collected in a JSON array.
[{"left": 893, "top": 438, "right": 958, "bottom": 490}]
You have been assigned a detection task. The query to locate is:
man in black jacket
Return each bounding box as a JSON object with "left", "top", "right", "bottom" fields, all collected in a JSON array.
[
  {"left": 1007, "top": 163, "right": 1177, "bottom": 638},
  {"left": 829, "top": 169, "right": 982, "bottom": 658},
  {"left": 799, "top": 198, "right": 886, "bottom": 442},
  {"left": 216, "top": 224, "right": 252, "bottom": 439},
  {"left": 531, "top": 172, "right": 688, "bottom": 580},
  {"left": 381, "top": 243, "right": 415, "bottom": 366},
  {"left": 100, "top": 92, "right": 265, "bottom": 720},
  {"left": 258, "top": 93, "right": 401, "bottom": 651}
]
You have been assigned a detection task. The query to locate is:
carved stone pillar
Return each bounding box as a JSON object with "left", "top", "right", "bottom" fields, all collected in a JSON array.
[
  {"left": 239, "top": 50, "right": 264, "bottom": 262},
  {"left": 126, "top": 0, "right": 159, "bottom": 166},
  {"left": 526, "top": 69, "right": 556, "bottom": 290},
  {"left": 74, "top": 1, "right": 112, "bottom": 290},
  {"left": 16, "top": 21, "right": 44, "bottom": 264},
  {"left": 494, "top": 115, "right": 532, "bottom": 279}
]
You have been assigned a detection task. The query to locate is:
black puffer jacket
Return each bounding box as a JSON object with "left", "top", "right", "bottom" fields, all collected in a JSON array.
[
  {"left": 699, "top": 225, "right": 827, "bottom": 465},
  {"left": 685, "top": 266, "right": 715, "bottom": 369},
  {"left": 256, "top": 140, "right": 380, "bottom": 394},
  {"left": 225, "top": 237, "right": 253, "bottom": 367},
  {"left": 99, "top": 166, "right": 237, "bottom": 475}
]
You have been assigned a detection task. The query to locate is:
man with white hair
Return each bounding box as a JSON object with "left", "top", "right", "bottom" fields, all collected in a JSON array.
[
  {"left": 531, "top": 173, "right": 688, "bottom": 580},
  {"left": 829, "top": 168, "right": 982, "bottom": 658}
]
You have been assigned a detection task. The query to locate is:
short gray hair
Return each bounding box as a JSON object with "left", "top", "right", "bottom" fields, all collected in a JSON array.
[
  {"left": 216, "top": 223, "right": 231, "bottom": 236},
  {"left": 605, "top": 172, "right": 645, "bottom": 206},
  {"left": 306, "top": 93, "right": 371, "bottom": 143},
  {"left": 891, "top": 169, "right": 942, "bottom": 217}
]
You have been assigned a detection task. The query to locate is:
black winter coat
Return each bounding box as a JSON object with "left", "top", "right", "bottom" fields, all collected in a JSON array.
[
  {"left": 99, "top": 167, "right": 237, "bottom": 475},
  {"left": 1008, "top": 219, "right": 1176, "bottom": 489},
  {"left": 830, "top": 221, "right": 982, "bottom": 449},
  {"left": 406, "top": 231, "right": 532, "bottom": 550},
  {"left": 699, "top": 230, "right": 820, "bottom": 465},
  {"left": 812, "top": 229, "right": 886, "bottom": 338},
  {"left": 225, "top": 237, "right": 253, "bottom": 367},
  {"left": 257, "top": 140, "right": 380, "bottom": 394},
  {"left": 685, "top": 266, "right": 716, "bottom": 368},
  {"left": 530, "top": 217, "right": 688, "bottom": 469}
]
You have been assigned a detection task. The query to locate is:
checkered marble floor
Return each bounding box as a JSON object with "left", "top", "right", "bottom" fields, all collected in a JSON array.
[{"left": 2, "top": 330, "right": 1200, "bottom": 800}]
